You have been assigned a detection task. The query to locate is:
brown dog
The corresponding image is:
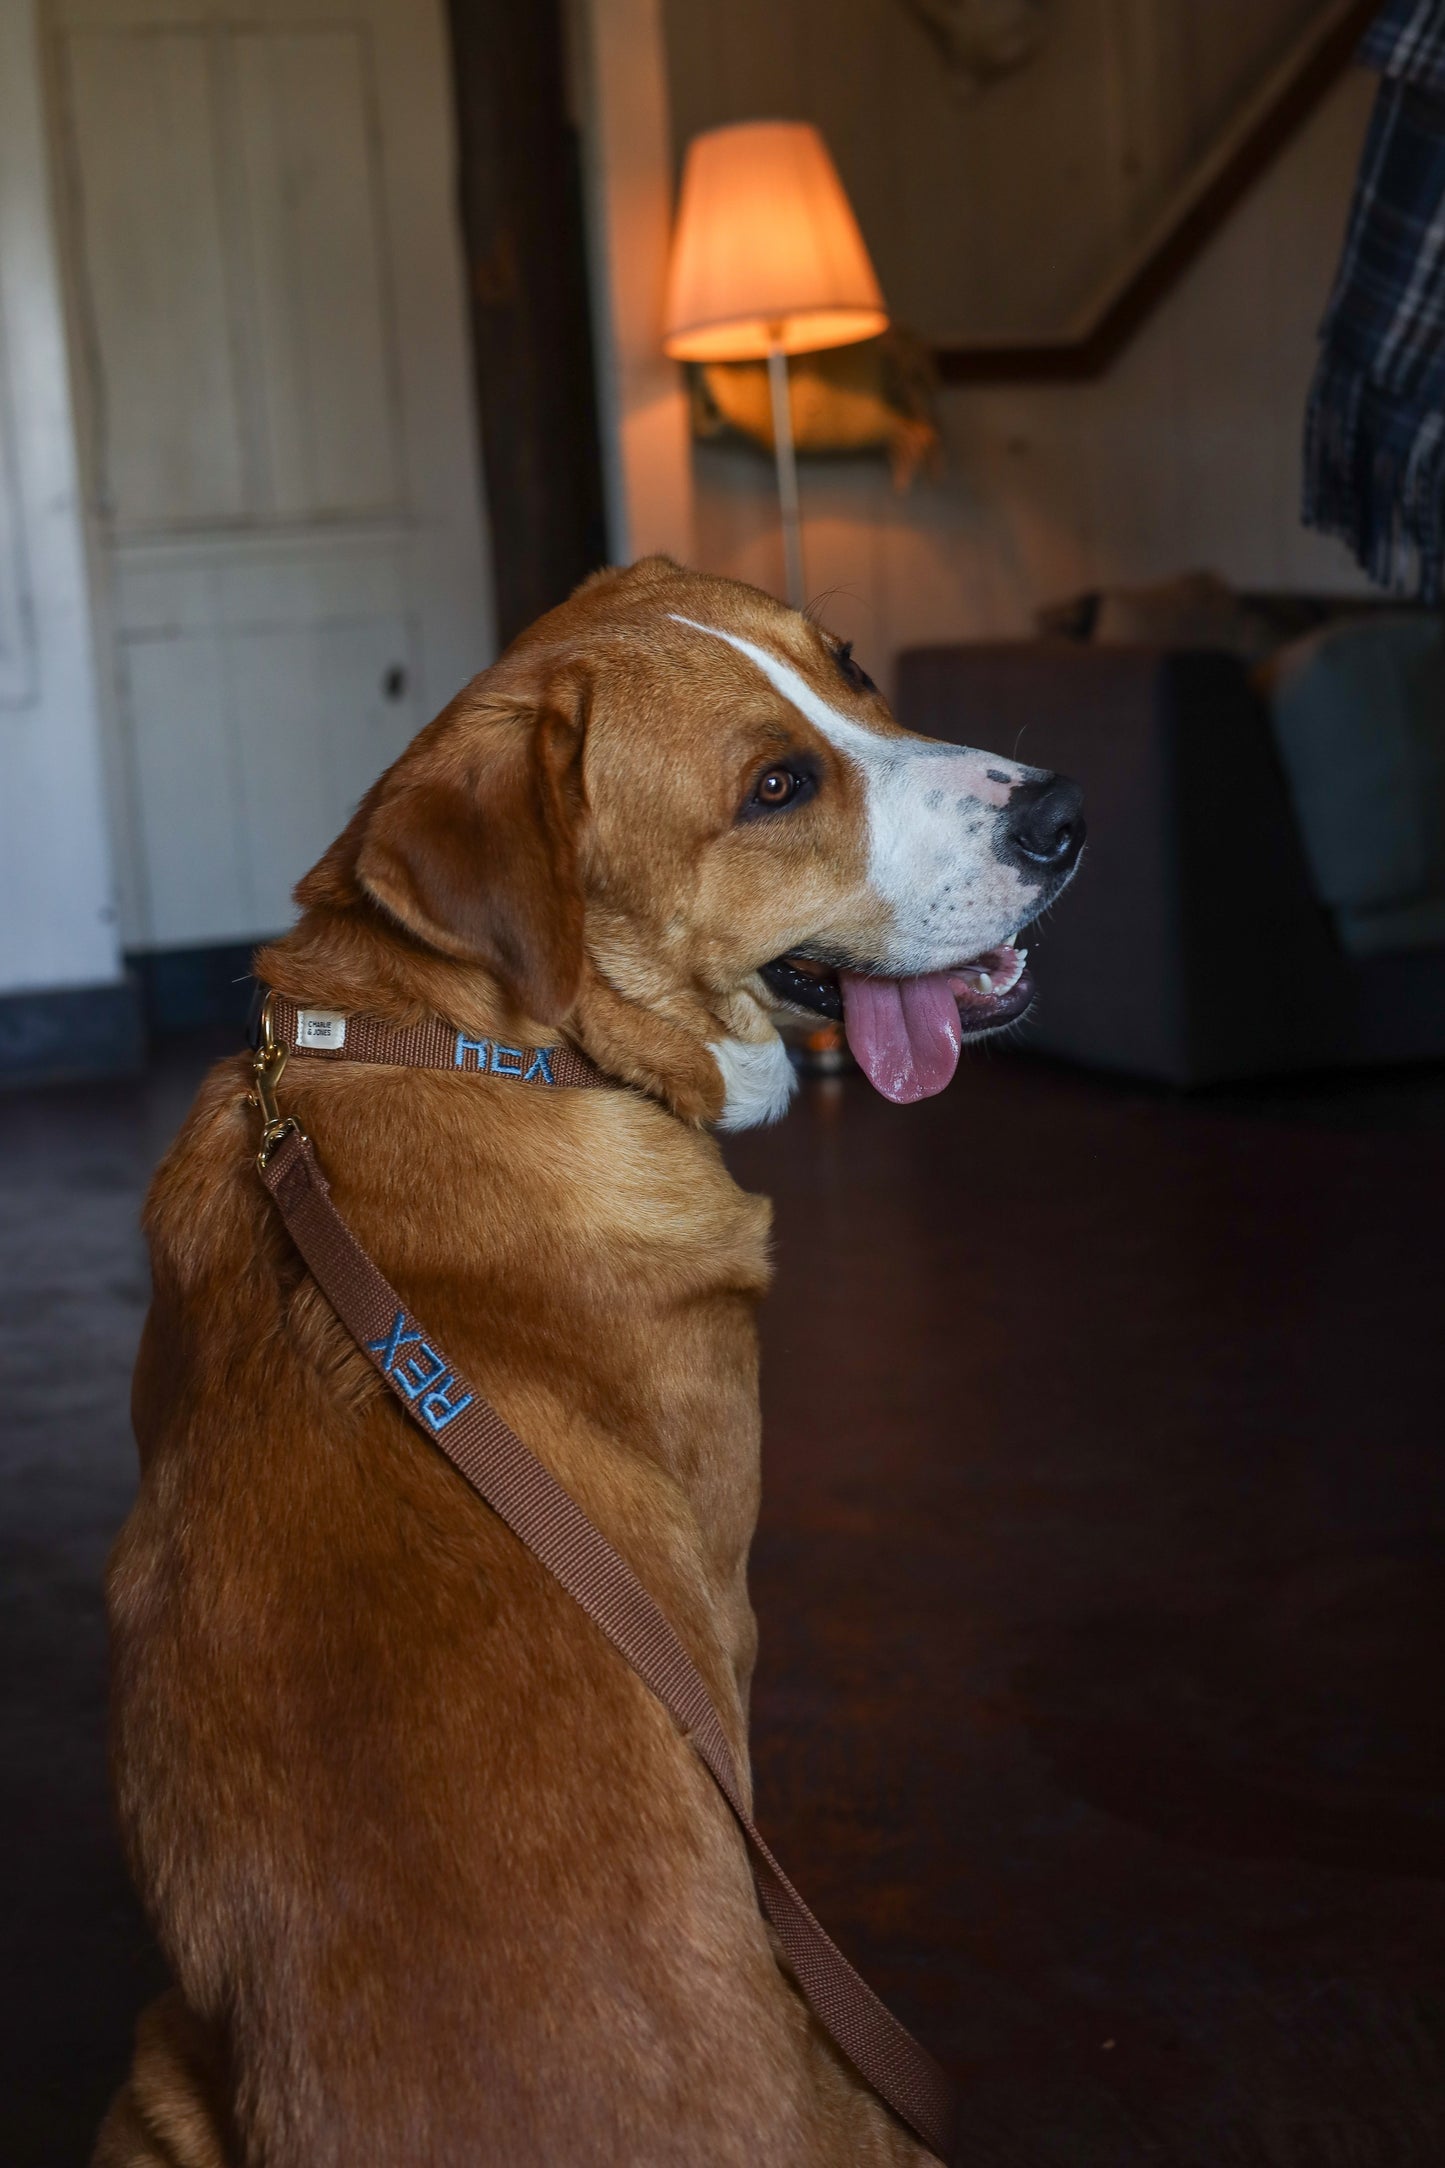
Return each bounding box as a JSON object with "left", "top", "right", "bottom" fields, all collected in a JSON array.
[{"left": 96, "top": 559, "right": 1083, "bottom": 2166}]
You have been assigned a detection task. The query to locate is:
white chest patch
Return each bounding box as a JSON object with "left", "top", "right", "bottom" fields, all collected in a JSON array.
[{"left": 709, "top": 1033, "right": 797, "bottom": 1131}]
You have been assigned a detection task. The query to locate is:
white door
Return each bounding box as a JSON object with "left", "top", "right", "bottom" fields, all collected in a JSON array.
[{"left": 46, "top": 0, "right": 496, "bottom": 948}]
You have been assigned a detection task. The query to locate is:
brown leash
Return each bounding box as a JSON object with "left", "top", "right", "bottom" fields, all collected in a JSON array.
[{"left": 249, "top": 997, "right": 959, "bottom": 2163}]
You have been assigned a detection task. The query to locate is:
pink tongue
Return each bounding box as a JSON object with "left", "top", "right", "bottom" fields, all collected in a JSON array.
[{"left": 838, "top": 970, "right": 962, "bottom": 1103}]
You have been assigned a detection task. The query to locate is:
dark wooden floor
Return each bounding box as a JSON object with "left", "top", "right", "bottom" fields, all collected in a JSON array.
[{"left": 4, "top": 1039, "right": 1444, "bottom": 2165}]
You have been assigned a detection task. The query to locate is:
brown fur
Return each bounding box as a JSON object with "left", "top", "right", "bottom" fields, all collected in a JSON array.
[{"left": 99, "top": 561, "right": 936, "bottom": 2165}]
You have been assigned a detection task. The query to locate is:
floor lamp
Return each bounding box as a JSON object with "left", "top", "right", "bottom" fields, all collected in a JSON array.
[{"left": 662, "top": 122, "right": 888, "bottom": 610}]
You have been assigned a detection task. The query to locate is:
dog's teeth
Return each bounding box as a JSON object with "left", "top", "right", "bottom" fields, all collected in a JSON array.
[
  {"left": 978, "top": 972, "right": 993, "bottom": 994},
  {"left": 1016, "top": 947, "right": 1028, "bottom": 963}
]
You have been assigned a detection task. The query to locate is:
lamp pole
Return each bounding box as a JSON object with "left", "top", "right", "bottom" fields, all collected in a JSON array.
[{"left": 766, "top": 332, "right": 805, "bottom": 611}]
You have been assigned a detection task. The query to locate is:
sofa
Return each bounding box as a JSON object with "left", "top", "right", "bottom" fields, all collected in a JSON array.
[{"left": 894, "top": 604, "right": 1445, "bottom": 1087}]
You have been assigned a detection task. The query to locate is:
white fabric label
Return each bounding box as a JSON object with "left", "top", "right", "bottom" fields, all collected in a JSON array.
[{"left": 297, "top": 1009, "right": 347, "bottom": 1049}]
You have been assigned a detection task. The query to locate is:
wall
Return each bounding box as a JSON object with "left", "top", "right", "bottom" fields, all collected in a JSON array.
[
  {"left": 664, "top": 0, "right": 1340, "bottom": 348},
  {"left": 679, "top": 64, "right": 1379, "bottom": 678},
  {"left": 0, "top": 1, "right": 123, "bottom": 1005},
  {"left": 569, "top": 0, "right": 695, "bottom": 564}
]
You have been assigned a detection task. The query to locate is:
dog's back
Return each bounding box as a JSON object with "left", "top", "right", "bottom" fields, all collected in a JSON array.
[{"left": 104, "top": 1055, "right": 908, "bottom": 2163}]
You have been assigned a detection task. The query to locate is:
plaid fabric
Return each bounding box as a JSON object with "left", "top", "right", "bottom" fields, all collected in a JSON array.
[
  {"left": 1359, "top": 0, "right": 1445, "bottom": 91},
  {"left": 1303, "top": 1, "right": 1445, "bottom": 596}
]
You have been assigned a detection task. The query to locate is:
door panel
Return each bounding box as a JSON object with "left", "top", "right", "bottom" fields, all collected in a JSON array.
[
  {"left": 122, "top": 608, "right": 419, "bottom": 945},
  {"left": 232, "top": 27, "right": 401, "bottom": 519},
  {"left": 120, "top": 628, "right": 252, "bottom": 943},
  {"left": 232, "top": 614, "right": 416, "bottom": 930},
  {"left": 49, "top": 0, "right": 494, "bottom": 949},
  {"left": 64, "top": 28, "right": 248, "bottom": 527},
  {"left": 112, "top": 536, "right": 420, "bottom": 943}
]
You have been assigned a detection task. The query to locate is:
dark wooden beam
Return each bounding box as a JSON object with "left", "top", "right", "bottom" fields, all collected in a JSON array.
[
  {"left": 934, "top": 0, "right": 1380, "bottom": 385},
  {"left": 446, "top": 0, "right": 608, "bottom": 644}
]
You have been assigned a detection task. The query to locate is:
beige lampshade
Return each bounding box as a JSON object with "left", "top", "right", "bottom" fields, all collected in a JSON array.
[{"left": 663, "top": 121, "right": 888, "bottom": 363}]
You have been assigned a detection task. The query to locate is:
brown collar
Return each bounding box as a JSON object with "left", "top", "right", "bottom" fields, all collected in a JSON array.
[{"left": 253, "top": 988, "right": 617, "bottom": 1092}]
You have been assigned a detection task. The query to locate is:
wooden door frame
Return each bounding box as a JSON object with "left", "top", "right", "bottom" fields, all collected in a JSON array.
[{"left": 446, "top": 0, "right": 609, "bottom": 644}]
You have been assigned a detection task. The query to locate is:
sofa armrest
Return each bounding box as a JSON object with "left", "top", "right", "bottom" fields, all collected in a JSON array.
[{"left": 894, "top": 643, "right": 1347, "bottom": 1085}]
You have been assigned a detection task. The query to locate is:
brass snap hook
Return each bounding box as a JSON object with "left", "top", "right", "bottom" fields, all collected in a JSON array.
[{"left": 248, "top": 993, "right": 307, "bottom": 1170}]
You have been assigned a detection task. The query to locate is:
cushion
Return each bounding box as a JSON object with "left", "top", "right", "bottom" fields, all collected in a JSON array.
[
  {"left": 1266, "top": 614, "right": 1445, "bottom": 913},
  {"left": 1035, "top": 572, "right": 1287, "bottom": 660}
]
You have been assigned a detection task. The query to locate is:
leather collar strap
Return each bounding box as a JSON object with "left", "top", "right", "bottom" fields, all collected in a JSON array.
[
  {"left": 257, "top": 1123, "right": 959, "bottom": 2165},
  {"left": 260, "top": 989, "right": 616, "bottom": 1092}
]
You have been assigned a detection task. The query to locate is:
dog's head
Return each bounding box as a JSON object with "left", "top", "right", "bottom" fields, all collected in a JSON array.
[{"left": 296, "top": 558, "right": 1083, "bottom": 1127}]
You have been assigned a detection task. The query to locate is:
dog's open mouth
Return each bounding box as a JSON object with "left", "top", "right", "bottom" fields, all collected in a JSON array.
[{"left": 759, "top": 946, "right": 1034, "bottom": 1104}]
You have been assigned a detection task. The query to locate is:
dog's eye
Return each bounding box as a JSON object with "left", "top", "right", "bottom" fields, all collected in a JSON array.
[
  {"left": 833, "top": 640, "right": 876, "bottom": 694},
  {"left": 756, "top": 768, "right": 799, "bottom": 806},
  {"left": 740, "top": 760, "right": 815, "bottom": 821}
]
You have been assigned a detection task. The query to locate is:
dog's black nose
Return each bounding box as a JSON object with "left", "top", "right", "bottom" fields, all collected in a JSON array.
[{"left": 1004, "top": 772, "right": 1085, "bottom": 872}]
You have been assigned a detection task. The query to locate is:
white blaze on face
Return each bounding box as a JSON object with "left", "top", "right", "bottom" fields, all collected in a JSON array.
[{"left": 669, "top": 614, "right": 1041, "bottom": 969}]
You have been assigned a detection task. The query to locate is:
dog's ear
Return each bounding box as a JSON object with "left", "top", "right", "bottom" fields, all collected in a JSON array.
[{"left": 356, "top": 703, "right": 585, "bottom": 1024}]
